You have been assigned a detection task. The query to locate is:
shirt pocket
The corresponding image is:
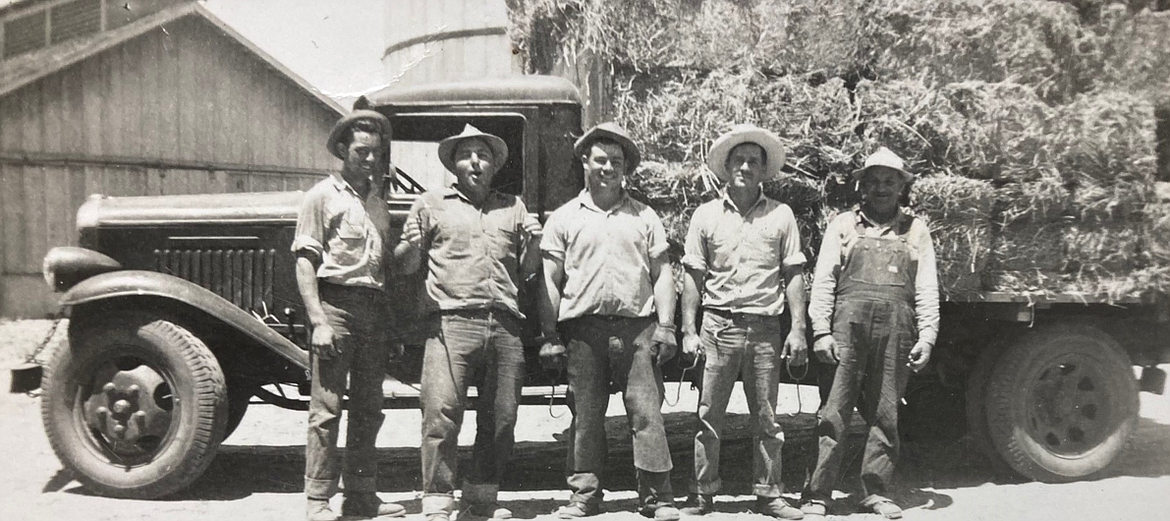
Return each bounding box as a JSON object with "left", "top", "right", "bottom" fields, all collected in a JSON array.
[{"left": 329, "top": 216, "right": 368, "bottom": 265}]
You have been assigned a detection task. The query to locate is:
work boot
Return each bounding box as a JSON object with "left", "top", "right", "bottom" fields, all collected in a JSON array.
[
  {"left": 307, "top": 498, "right": 339, "bottom": 521},
  {"left": 756, "top": 497, "right": 804, "bottom": 520},
  {"left": 341, "top": 492, "right": 407, "bottom": 518},
  {"left": 555, "top": 501, "right": 600, "bottom": 519},
  {"left": 465, "top": 502, "right": 513, "bottom": 520},
  {"left": 680, "top": 494, "right": 714, "bottom": 516},
  {"left": 863, "top": 497, "right": 903, "bottom": 520},
  {"left": 799, "top": 499, "right": 827, "bottom": 521},
  {"left": 639, "top": 504, "right": 681, "bottom": 521}
]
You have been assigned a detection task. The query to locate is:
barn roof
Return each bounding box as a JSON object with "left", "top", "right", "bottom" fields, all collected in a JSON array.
[{"left": 0, "top": 2, "right": 345, "bottom": 114}]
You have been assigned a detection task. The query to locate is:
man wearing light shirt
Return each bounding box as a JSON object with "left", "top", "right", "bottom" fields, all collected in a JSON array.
[{"left": 801, "top": 147, "right": 939, "bottom": 521}]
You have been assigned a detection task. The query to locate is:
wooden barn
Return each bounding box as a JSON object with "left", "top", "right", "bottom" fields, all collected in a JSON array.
[{"left": 0, "top": 0, "right": 345, "bottom": 317}]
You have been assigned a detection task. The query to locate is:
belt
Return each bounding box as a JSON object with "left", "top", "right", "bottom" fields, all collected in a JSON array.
[{"left": 704, "top": 307, "right": 778, "bottom": 322}]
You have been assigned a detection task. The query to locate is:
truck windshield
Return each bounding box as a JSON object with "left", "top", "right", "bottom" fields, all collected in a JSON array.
[{"left": 386, "top": 113, "right": 526, "bottom": 196}]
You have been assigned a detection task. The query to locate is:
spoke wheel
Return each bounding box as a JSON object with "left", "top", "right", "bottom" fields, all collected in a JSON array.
[
  {"left": 41, "top": 312, "right": 227, "bottom": 498},
  {"left": 986, "top": 324, "right": 1138, "bottom": 482}
]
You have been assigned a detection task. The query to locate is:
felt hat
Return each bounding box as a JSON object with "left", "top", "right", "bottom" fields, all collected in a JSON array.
[
  {"left": 852, "top": 147, "right": 915, "bottom": 182},
  {"left": 326, "top": 110, "right": 392, "bottom": 160},
  {"left": 706, "top": 124, "right": 786, "bottom": 182},
  {"left": 574, "top": 122, "right": 641, "bottom": 173},
  {"left": 437, "top": 124, "right": 509, "bottom": 174}
]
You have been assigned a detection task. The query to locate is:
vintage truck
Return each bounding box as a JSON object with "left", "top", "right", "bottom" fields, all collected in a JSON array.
[{"left": 37, "top": 75, "right": 1170, "bottom": 499}]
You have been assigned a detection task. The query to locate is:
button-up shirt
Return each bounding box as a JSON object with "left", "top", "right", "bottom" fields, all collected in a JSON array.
[
  {"left": 809, "top": 206, "right": 940, "bottom": 347},
  {"left": 402, "top": 186, "right": 541, "bottom": 319},
  {"left": 291, "top": 174, "right": 393, "bottom": 290},
  {"left": 682, "top": 192, "right": 807, "bottom": 316},
  {"left": 541, "top": 190, "right": 669, "bottom": 321}
]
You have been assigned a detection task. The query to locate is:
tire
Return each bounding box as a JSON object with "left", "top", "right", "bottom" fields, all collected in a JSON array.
[
  {"left": 986, "top": 324, "right": 1138, "bottom": 482},
  {"left": 965, "top": 340, "right": 1010, "bottom": 469},
  {"left": 41, "top": 312, "right": 228, "bottom": 498},
  {"left": 222, "top": 384, "right": 253, "bottom": 441}
]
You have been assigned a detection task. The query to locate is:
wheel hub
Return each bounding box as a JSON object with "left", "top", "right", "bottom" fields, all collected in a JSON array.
[
  {"left": 82, "top": 362, "right": 173, "bottom": 455},
  {"left": 1028, "top": 357, "right": 1110, "bottom": 456}
]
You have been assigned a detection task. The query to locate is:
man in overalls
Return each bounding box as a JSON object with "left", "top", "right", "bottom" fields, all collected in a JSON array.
[{"left": 801, "top": 147, "right": 939, "bottom": 520}]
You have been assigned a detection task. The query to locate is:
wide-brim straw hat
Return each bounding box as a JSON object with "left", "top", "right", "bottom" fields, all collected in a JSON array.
[
  {"left": 437, "top": 124, "right": 509, "bottom": 174},
  {"left": 574, "top": 122, "right": 641, "bottom": 173},
  {"left": 706, "top": 124, "right": 786, "bottom": 182},
  {"left": 327, "top": 110, "right": 392, "bottom": 160},
  {"left": 852, "top": 146, "right": 915, "bottom": 182}
]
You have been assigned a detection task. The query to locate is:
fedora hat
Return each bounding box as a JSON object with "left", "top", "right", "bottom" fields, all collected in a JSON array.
[
  {"left": 438, "top": 124, "right": 509, "bottom": 174},
  {"left": 327, "top": 110, "right": 392, "bottom": 160},
  {"left": 706, "top": 124, "right": 786, "bottom": 182},
  {"left": 852, "top": 147, "right": 914, "bottom": 182},
  {"left": 574, "top": 122, "right": 641, "bottom": 173}
]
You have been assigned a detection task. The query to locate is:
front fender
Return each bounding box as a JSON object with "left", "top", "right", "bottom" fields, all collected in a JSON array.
[{"left": 61, "top": 270, "right": 309, "bottom": 369}]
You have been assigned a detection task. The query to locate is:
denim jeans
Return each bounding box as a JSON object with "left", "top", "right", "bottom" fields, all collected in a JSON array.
[
  {"left": 305, "top": 284, "right": 389, "bottom": 499},
  {"left": 804, "top": 293, "right": 915, "bottom": 502},
  {"left": 562, "top": 315, "right": 674, "bottom": 509},
  {"left": 420, "top": 308, "right": 525, "bottom": 515},
  {"left": 692, "top": 309, "right": 787, "bottom": 498}
]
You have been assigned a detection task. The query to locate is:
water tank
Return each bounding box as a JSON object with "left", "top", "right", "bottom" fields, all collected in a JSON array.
[{"left": 383, "top": 0, "right": 516, "bottom": 86}]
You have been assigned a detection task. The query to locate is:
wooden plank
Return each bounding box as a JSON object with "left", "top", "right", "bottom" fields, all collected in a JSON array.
[
  {"left": 43, "top": 166, "right": 71, "bottom": 254},
  {"left": 21, "top": 165, "right": 47, "bottom": 273},
  {"left": 80, "top": 53, "right": 104, "bottom": 157},
  {"left": 0, "top": 165, "right": 21, "bottom": 273},
  {"left": 60, "top": 64, "right": 86, "bottom": 155}
]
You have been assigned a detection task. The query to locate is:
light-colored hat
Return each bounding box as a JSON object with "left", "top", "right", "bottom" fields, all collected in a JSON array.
[
  {"left": 852, "top": 147, "right": 914, "bottom": 182},
  {"left": 437, "top": 124, "right": 509, "bottom": 174},
  {"left": 574, "top": 122, "right": 641, "bottom": 174},
  {"left": 706, "top": 124, "right": 786, "bottom": 182},
  {"left": 327, "top": 110, "right": 392, "bottom": 160}
]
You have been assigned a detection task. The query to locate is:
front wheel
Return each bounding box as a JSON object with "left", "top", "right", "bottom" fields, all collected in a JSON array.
[
  {"left": 41, "top": 312, "right": 228, "bottom": 498},
  {"left": 986, "top": 324, "right": 1138, "bottom": 482}
]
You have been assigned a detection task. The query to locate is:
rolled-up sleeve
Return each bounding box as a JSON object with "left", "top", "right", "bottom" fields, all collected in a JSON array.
[
  {"left": 779, "top": 205, "right": 808, "bottom": 267},
  {"left": 645, "top": 209, "right": 670, "bottom": 260},
  {"left": 291, "top": 190, "right": 326, "bottom": 260},
  {"left": 402, "top": 197, "right": 430, "bottom": 251},
  {"left": 809, "top": 217, "right": 844, "bottom": 338},
  {"left": 681, "top": 207, "right": 708, "bottom": 273},
  {"left": 540, "top": 212, "right": 566, "bottom": 261},
  {"left": 914, "top": 225, "right": 941, "bottom": 347}
]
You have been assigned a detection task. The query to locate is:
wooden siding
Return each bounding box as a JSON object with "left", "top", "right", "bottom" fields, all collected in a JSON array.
[{"left": 0, "top": 14, "right": 339, "bottom": 276}]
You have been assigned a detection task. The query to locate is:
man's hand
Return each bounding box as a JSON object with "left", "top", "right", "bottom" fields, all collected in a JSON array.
[
  {"left": 651, "top": 324, "right": 678, "bottom": 366},
  {"left": 908, "top": 340, "right": 933, "bottom": 372},
  {"left": 680, "top": 331, "right": 703, "bottom": 368},
  {"left": 540, "top": 337, "right": 567, "bottom": 373},
  {"left": 783, "top": 329, "right": 808, "bottom": 366},
  {"left": 813, "top": 334, "right": 838, "bottom": 364},
  {"left": 311, "top": 323, "right": 339, "bottom": 360}
]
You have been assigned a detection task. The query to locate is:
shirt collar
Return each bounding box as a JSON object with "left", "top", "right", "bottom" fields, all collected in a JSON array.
[
  {"left": 576, "top": 188, "right": 630, "bottom": 213},
  {"left": 329, "top": 173, "right": 368, "bottom": 199},
  {"left": 854, "top": 204, "right": 907, "bottom": 229},
  {"left": 441, "top": 185, "right": 503, "bottom": 207},
  {"left": 720, "top": 189, "right": 766, "bottom": 215}
]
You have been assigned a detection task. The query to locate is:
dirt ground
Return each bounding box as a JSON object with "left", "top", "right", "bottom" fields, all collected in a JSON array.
[{"left": 1, "top": 319, "right": 1169, "bottom": 521}]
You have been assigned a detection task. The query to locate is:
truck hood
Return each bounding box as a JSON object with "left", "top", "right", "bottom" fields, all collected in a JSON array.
[{"left": 77, "top": 191, "right": 305, "bottom": 229}]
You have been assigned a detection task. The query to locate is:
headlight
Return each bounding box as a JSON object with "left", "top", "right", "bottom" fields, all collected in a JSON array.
[{"left": 42, "top": 247, "right": 122, "bottom": 292}]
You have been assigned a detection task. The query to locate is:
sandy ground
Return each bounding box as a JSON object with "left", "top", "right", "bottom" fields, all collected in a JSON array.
[{"left": 1, "top": 319, "right": 1169, "bottom": 521}]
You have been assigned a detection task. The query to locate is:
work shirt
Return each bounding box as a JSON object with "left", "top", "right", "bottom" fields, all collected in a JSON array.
[
  {"left": 682, "top": 191, "right": 807, "bottom": 316},
  {"left": 402, "top": 186, "right": 541, "bottom": 319},
  {"left": 809, "top": 206, "right": 940, "bottom": 347},
  {"left": 542, "top": 190, "right": 669, "bottom": 321},
  {"left": 291, "top": 174, "right": 393, "bottom": 290}
]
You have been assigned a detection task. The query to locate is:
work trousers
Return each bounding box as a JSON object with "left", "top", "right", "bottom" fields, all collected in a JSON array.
[
  {"left": 804, "top": 292, "right": 914, "bottom": 502},
  {"left": 305, "top": 284, "right": 389, "bottom": 499},
  {"left": 420, "top": 308, "right": 525, "bottom": 515},
  {"left": 562, "top": 315, "right": 674, "bottom": 509},
  {"left": 693, "top": 309, "right": 787, "bottom": 498}
]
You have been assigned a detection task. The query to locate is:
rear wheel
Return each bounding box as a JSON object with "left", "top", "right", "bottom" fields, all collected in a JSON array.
[
  {"left": 986, "top": 324, "right": 1138, "bottom": 482},
  {"left": 41, "top": 312, "right": 228, "bottom": 498},
  {"left": 965, "top": 340, "right": 1010, "bottom": 469}
]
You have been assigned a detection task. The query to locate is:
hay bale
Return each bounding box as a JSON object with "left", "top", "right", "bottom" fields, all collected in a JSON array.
[{"left": 910, "top": 175, "right": 996, "bottom": 295}]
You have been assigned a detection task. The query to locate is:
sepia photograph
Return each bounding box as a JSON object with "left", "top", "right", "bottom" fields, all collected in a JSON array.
[{"left": 1, "top": 1, "right": 1169, "bottom": 520}]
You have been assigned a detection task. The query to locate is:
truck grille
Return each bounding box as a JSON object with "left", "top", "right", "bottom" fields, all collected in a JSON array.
[{"left": 154, "top": 249, "right": 276, "bottom": 312}]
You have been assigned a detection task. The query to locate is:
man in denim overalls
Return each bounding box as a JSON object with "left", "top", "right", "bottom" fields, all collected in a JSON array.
[{"left": 801, "top": 147, "right": 940, "bottom": 520}]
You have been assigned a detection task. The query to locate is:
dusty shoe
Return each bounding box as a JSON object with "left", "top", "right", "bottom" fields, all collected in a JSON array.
[
  {"left": 866, "top": 499, "right": 903, "bottom": 519},
  {"left": 465, "top": 503, "right": 513, "bottom": 520},
  {"left": 680, "top": 494, "right": 714, "bottom": 516},
  {"left": 555, "top": 502, "right": 600, "bottom": 519},
  {"left": 307, "top": 498, "right": 340, "bottom": 521},
  {"left": 799, "top": 500, "right": 827, "bottom": 521},
  {"left": 756, "top": 498, "right": 804, "bottom": 520},
  {"left": 648, "top": 505, "right": 681, "bottom": 521},
  {"left": 341, "top": 492, "right": 407, "bottom": 518}
]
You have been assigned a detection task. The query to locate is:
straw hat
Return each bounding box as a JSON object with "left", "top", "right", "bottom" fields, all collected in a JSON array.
[
  {"left": 437, "top": 124, "right": 509, "bottom": 174},
  {"left": 706, "top": 124, "right": 786, "bottom": 182},
  {"left": 574, "top": 122, "right": 641, "bottom": 173},
  {"left": 852, "top": 147, "right": 914, "bottom": 182},
  {"left": 327, "top": 110, "right": 391, "bottom": 160}
]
